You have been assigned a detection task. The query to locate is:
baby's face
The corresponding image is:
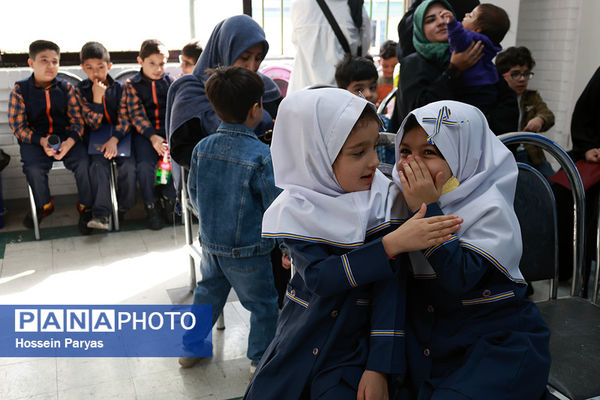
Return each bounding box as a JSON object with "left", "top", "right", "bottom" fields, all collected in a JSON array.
[
  {"left": 398, "top": 126, "right": 452, "bottom": 186},
  {"left": 461, "top": 6, "right": 480, "bottom": 32}
]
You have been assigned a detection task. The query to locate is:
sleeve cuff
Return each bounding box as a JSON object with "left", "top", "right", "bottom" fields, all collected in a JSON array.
[
  {"left": 142, "top": 127, "right": 156, "bottom": 140},
  {"left": 424, "top": 203, "right": 443, "bottom": 217},
  {"left": 90, "top": 103, "right": 104, "bottom": 113},
  {"left": 111, "top": 129, "right": 125, "bottom": 141},
  {"left": 68, "top": 131, "right": 80, "bottom": 142}
]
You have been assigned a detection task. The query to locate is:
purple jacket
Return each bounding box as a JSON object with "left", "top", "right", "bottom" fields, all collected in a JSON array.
[{"left": 447, "top": 19, "right": 501, "bottom": 87}]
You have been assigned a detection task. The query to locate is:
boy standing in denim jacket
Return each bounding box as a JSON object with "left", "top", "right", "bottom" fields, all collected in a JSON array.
[
  {"left": 117, "top": 39, "right": 174, "bottom": 230},
  {"left": 77, "top": 42, "right": 137, "bottom": 229},
  {"left": 8, "top": 40, "right": 93, "bottom": 233},
  {"left": 183, "top": 66, "right": 280, "bottom": 374}
]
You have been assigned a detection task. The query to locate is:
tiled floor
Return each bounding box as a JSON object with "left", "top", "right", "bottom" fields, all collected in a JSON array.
[{"left": 0, "top": 196, "right": 252, "bottom": 400}]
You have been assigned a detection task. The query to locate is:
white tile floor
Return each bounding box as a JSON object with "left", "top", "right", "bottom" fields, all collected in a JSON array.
[{"left": 0, "top": 225, "right": 252, "bottom": 400}]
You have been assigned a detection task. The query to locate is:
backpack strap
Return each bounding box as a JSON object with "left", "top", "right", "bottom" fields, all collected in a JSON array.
[{"left": 316, "top": 0, "right": 355, "bottom": 56}]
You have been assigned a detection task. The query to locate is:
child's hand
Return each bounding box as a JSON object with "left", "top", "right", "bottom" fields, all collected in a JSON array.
[
  {"left": 281, "top": 253, "right": 291, "bottom": 270},
  {"left": 39, "top": 136, "right": 57, "bottom": 157},
  {"left": 92, "top": 79, "right": 108, "bottom": 104},
  {"left": 382, "top": 203, "right": 462, "bottom": 257},
  {"left": 398, "top": 155, "right": 444, "bottom": 212},
  {"left": 357, "top": 370, "right": 389, "bottom": 400},
  {"left": 523, "top": 116, "right": 544, "bottom": 133},
  {"left": 440, "top": 9, "right": 454, "bottom": 23},
  {"left": 101, "top": 136, "right": 119, "bottom": 159},
  {"left": 54, "top": 137, "right": 75, "bottom": 160},
  {"left": 150, "top": 134, "right": 166, "bottom": 156}
]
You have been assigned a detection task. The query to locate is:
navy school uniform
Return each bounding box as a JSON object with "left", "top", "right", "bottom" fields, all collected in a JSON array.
[
  {"left": 77, "top": 75, "right": 136, "bottom": 216},
  {"left": 395, "top": 204, "right": 551, "bottom": 400},
  {"left": 245, "top": 226, "right": 407, "bottom": 400},
  {"left": 9, "top": 74, "right": 92, "bottom": 209},
  {"left": 120, "top": 70, "right": 175, "bottom": 204}
]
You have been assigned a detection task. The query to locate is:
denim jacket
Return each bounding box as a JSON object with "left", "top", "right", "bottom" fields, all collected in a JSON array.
[{"left": 188, "top": 122, "right": 281, "bottom": 257}]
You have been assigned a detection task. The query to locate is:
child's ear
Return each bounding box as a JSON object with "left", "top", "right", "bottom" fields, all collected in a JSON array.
[
  {"left": 136, "top": 56, "right": 143, "bottom": 66},
  {"left": 27, "top": 58, "right": 34, "bottom": 68},
  {"left": 250, "top": 102, "right": 262, "bottom": 119},
  {"left": 107, "top": 62, "right": 113, "bottom": 71}
]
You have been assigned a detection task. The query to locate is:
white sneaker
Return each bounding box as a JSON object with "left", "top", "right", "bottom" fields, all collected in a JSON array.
[{"left": 87, "top": 216, "right": 110, "bottom": 230}]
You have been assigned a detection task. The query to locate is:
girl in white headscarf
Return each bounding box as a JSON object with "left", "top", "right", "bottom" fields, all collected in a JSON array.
[
  {"left": 245, "top": 88, "right": 462, "bottom": 400},
  {"left": 391, "top": 100, "right": 550, "bottom": 399}
]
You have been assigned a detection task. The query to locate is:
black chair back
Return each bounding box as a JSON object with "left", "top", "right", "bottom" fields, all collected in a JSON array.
[{"left": 513, "top": 163, "right": 558, "bottom": 283}]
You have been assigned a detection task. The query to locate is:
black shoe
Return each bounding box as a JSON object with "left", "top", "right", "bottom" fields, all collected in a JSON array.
[
  {"left": 145, "top": 202, "right": 164, "bottom": 230},
  {"left": 78, "top": 207, "right": 93, "bottom": 235},
  {"left": 23, "top": 200, "right": 54, "bottom": 229},
  {"left": 161, "top": 197, "right": 176, "bottom": 224}
]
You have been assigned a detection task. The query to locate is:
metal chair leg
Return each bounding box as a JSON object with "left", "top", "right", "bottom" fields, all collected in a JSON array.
[
  {"left": 27, "top": 184, "right": 40, "bottom": 241},
  {"left": 109, "top": 160, "right": 119, "bottom": 231},
  {"left": 216, "top": 312, "right": 225, "bottom": 330}
]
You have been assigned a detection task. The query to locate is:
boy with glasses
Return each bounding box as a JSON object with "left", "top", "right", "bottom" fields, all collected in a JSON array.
[
  {"left": 496, "top": 46, "right": 555, "bottom": 179},
  {"left": 179, "top": 40, "right": 203, "bottom": 76}
]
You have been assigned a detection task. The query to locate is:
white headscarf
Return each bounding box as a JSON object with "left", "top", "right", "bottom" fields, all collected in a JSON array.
[
  {"left": 392, "top": 100, "right": 525, "bottom": 283},
  {"left": 262, "top": 88, "right": 404, "bottom": 247}
]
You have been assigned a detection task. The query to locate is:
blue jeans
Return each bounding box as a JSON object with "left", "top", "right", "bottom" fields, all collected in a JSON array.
[{"left": 192, "top": 250, "right": 279, "bottom": 363}]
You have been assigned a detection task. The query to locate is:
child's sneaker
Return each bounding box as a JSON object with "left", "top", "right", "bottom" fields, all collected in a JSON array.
[
  {"left": 178, "top": 357, "right": 204, "bottom": 369},
  {"left": 77, "top": 203, "right": 93, "bottom": 235},
  {"left": 87, "top": 215, "right": 110, "bottom": 231},
  {"left": 145, "top": 202, "right": 164, "bottom": 230},
  {"left": 23, "top": 199, "right": 54, "bottom": 229}
]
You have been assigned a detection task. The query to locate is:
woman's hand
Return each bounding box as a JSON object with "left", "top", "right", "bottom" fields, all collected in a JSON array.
[
  {"left": 449, "top": 41, "right": 483, "bottom": 72},
  {"left": 397, "top": 155, "right": 444, "bottom": 212},
  {"left": 585, "top": 148, "right": 600, "bottom": 163}
]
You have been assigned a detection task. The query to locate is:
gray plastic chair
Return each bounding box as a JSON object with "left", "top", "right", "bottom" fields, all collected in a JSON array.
[{"left": 114, "top": 69, "right": 138, "bottom": 84}]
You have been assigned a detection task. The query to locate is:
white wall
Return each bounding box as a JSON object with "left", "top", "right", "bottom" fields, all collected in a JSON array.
[
  {"left": 516, "top": 0, "right": 583, "bottom": 149},
  {"left": 491, "top": 0, "right": 520, "bottom": 49}
]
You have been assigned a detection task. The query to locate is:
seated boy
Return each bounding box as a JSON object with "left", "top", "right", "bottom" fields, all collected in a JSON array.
[
  {"left": 77, "top": 41, "right": 137, "bottom": 230},
  {"left": 116, "top": 39, "right": 175, "bottom": 230},
  {"left": 441, "top": 3, "right": 510, "bottom": 114},
  {"left": 335, "top": 55, "right": 394, "bottom": 164},
  {"left": 377, "top": 40, "right": 398, "bottom": 106},
  {"left": 496, "top": 46, "right": 555, "bottom": 178},
  {"left": 182, "top": 66, "right": 280, "bottom": 374},
  {"left": 8, "top": 40, "right": 93, "bottom": 233},
  {"left": 179, "top": 40, "right": 203, "bottom": 76}
]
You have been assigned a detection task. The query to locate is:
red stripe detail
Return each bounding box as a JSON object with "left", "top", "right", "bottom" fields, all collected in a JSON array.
[
  {"left": 45, "top": 89, "right": 53, "bottom": 135},
  {"left": 102, "top": 95, "right": 112, "bottom": 125},
  {"left": 151, "top": 81, "right": 159, "bottom": 131}
]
